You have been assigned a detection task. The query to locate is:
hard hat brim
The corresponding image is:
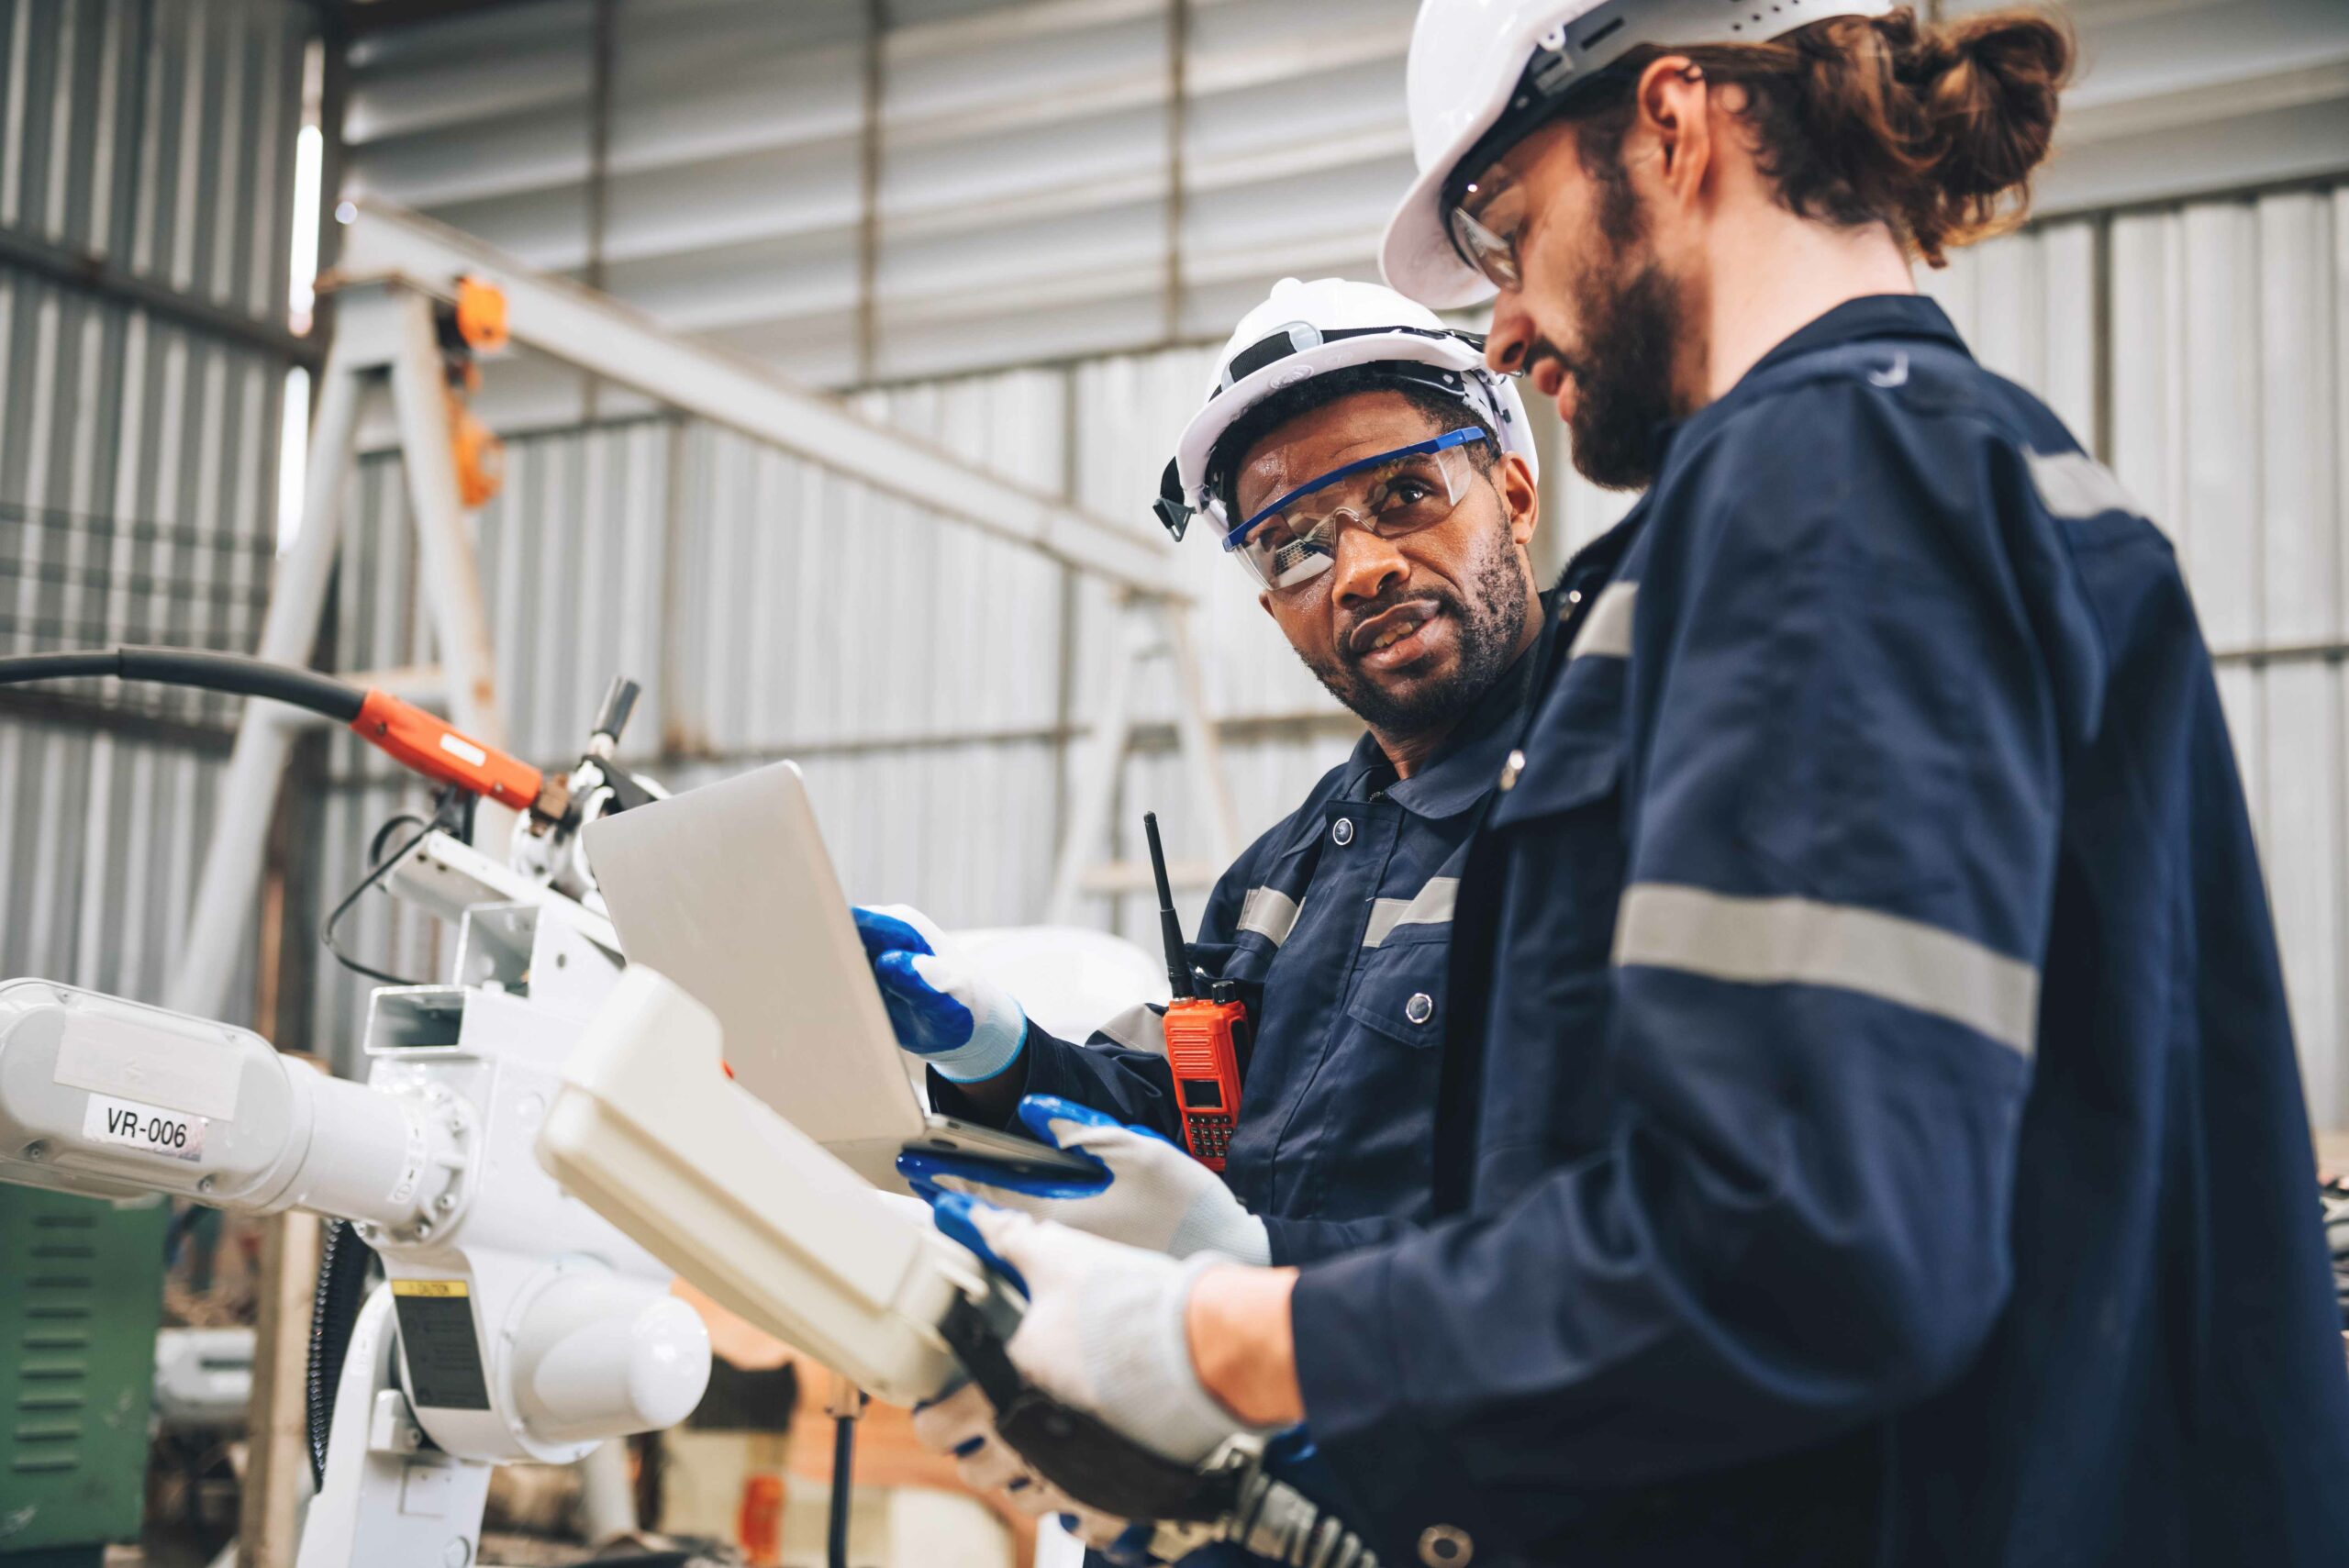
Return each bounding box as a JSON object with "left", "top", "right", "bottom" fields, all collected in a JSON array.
[{"left": 1380, "top": 153, "right": 1501, "bottom": 311}]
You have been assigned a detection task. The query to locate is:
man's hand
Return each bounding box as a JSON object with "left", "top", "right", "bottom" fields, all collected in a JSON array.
[
  {"left": 908, "top": 1381, "right": 1132, "bottom": 1551},
  {"left": 852, "top": 905, "right": 1027, "bottom": 1083},
  {"left": 903, "top": 1095, "right": 1271, "bottom": 1263},
  {"left": 952, "top": 1196, "right": 1271, "bottom": 1467}
]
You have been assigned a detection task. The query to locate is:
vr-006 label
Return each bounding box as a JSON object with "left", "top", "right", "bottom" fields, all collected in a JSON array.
[{"left": 82, "top": 1091, "right": 206, "bottom": 1161}]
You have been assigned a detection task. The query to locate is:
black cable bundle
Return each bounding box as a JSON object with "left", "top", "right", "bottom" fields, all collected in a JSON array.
[
  {"left": 0, "top": 645, "right": 366, "bottom": 720},
  {"left": 307, "top": 1218, "right": 381, "bottom": 1488}
]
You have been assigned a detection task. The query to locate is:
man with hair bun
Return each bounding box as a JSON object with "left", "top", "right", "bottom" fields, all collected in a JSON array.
[{"left": 947, "top": 5, "right": 2349, "bottom": 1565}]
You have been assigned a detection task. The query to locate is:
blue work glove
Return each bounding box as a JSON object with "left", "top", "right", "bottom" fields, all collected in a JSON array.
[
  {"left": 940, "top": 1193, "right": 1269, "bottom": 1468},
  {"left": 900, "top": 1095, "right": 1270, "bottom": 1265},
  {"left": 852, "top": 904, "right": 1027, "bottom": 1083}
]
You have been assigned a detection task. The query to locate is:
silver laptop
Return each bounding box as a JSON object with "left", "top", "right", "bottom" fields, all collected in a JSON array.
[{"left": 583, "top": 762, "right": 1095, "bottom": 1188}]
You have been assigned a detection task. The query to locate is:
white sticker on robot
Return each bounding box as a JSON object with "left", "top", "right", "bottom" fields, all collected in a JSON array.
[
  {"left": 438, "top": 732, "right": 488, "bottom": 767},
  {"left": 53, "top": 1016, "right": 243, "bottom": 1118},
  {"left": 385, "top": 1112, "right": 429, "bottom": 1208},
  {"left": 82, "top": 1092, "right": 206, "bottom": 1162}
]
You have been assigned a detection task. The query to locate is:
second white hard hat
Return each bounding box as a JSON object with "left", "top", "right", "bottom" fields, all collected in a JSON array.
[
  {"left": 1153, "top": 276, "right": 1537, "bottom": 545},
  {"left": 1382, "top": 0, "right": 1896, "bottom": 309}
]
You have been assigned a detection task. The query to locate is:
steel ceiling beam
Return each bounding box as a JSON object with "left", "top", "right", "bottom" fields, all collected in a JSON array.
[{"left": 334, "top": 198, "right": 1183, "bottom": 601}]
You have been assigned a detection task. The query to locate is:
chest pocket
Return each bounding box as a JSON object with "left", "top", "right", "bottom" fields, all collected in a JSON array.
[{"left": 1343, "top": 931, "right": 1451, "bottom": 1049}]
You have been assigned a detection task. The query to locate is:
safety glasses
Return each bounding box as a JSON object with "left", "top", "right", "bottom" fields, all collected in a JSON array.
[
  {"left": 1222, "top": 428, "right": 1490, "bottom": 593},
  {"left": 1447, "top": 167, "right": 1530, "bottom": 294}
]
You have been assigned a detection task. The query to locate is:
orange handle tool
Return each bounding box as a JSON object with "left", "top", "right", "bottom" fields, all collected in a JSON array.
[{"left": 350, "top": 689, "right": 542, "bottom": 812}]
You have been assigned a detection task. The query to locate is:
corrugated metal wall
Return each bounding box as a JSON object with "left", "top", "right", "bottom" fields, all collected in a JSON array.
[
  {"left": 340, "top": 0, "right": 2349, "bottom": 419},
  {"left": 339, "top": 0, "right": 1423, "bottom": 402},
  {"left": 0, "top": 0, "right": 310, "bottom": 1020}
]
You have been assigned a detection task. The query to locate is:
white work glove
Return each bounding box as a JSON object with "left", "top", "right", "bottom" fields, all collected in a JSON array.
[
  {"left": 852, "top": 904, "right": 1027, "bottom": 1083},
  {"left": 943, "top": 1195, "right": 1269, "bottom": 1468},
  {"left": 907, "top": 1095, "right": 1270, "bottom": 1265},
  {"left": 908, "top": 1381, "right": 1132, "bottom": 1551}
]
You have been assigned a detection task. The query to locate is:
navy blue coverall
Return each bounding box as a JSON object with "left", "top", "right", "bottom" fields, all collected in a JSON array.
[
  {"left": 1286, "top": 296, "right": 2349, "bottom": 1566},
  {"left": 936, "top": 624, "right": 1545, "bottom": 1267}
]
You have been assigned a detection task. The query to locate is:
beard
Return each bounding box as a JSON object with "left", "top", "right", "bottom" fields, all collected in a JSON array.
[
  {"left": 1298, "top": 517, "right": 1532, "bottom": 738},
  {"left": 1562, "top": 258, "right": 1686, "bottom": 491},
  {"left": 1553, "top": 172, "right": 1692, "bottom": 493}
]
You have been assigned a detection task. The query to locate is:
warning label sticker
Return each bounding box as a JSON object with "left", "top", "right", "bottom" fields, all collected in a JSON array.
[{"left": 391, "top": 1281, "right": 492, "bottom": 1411}]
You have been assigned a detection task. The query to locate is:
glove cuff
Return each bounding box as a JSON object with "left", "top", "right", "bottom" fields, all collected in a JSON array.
[
  {"left": 1169, "top": 1206, "right": 1271, "bottom": 1268},
  {"left": 930, "top": 1000, "right": 1029, "bottom": 1083}
]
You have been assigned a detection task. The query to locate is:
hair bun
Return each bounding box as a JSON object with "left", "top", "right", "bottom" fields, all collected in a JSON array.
[{"left": 1913, "top": 9, "right": 2073, "bottom": 199}]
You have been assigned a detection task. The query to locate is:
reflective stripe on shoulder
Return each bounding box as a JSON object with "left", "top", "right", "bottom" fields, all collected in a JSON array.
[
  {"left": 1236, "top": 885, "right": 1302, "bottom": 947},
  {"left": 1611, "top": 883, "right": 2038, "bottom": 1057},
  {"left": 1094, "top": 1002, "right": 1167, "bottom": 1056},
  {"left": 2026, "top": 450, "right": 2139, "bottom": 521},
  {"left": 1569, "top": 581, "right": 1638, "bottom": 661},
  {"left": 1364, "top": 876, "right": 1458, "bottom": 948}
]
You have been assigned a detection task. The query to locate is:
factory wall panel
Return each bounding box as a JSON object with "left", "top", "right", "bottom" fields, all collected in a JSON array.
[
  {"left": 0, "top": 0, "right": 307, "bottom": 1024},
  {"left": 342, "top": 0, "right": 2349, "bottom": 416},
  {"left": 1, "top": 0, "right": 305, "bottom": 319}
]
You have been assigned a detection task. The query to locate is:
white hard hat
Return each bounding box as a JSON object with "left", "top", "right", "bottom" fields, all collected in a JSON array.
[
  {"left": 1383, "top": 0, "right": 1897, "bottom": 308},
  {"left": 1153, "top": 275, "right": 1536, "bottom": 543}
]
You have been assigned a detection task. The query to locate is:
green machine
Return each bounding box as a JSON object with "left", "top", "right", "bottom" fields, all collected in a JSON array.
[{"left": 0, "top": 1189, "right": 169, "bottom": 1568}]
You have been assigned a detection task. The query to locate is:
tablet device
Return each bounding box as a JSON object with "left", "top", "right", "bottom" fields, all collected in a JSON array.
[{"left": 583, "top": 762, "right": 1096, "bottom": 1189}]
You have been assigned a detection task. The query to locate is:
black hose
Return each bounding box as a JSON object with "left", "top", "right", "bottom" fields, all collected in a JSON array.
[
  {"left": 0, "top": 645, "right": 366, "bottom": 723},
  {"left": 829, "top": 1412, "right": 857, "bottom": 1568},
  {"left": 306, "top": 1219, "right": 380, "bottom": 1489}
]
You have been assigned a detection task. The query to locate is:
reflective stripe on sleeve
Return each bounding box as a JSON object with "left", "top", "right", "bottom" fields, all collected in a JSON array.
[
  {"left": 1611, "top": 883, "right": 2039, "bottom": 1057},
  {"left": 1094, "top": 1002, "right": 1167, "bottom": 1056},
  {"left": 1569, "top": 582, "right": 1638, "bottom": 661},
  {"left": 1363, "top": 876, "right": 1459, "bottom": 949},
  {"left": 2026, "top": 450, "right": 2139, "bottom": 521},
  {"left": 1236, "top": 886, "right": 1303, "bottom": 948}
]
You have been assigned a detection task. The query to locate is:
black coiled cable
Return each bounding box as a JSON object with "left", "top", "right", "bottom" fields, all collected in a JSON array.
[
  {"left": 1223, "top": 1471, "right": 1381, "bottom": 1568},
  {"left": 307, "top": 1218, "right": 381, "bottom": 1488}
]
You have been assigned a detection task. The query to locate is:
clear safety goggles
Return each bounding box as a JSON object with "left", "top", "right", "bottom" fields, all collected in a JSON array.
[
  {"left": 1222, "top": 427, "right": 1489, "bottom": 593},
  {"left": 1447, "top": 167, "right": 1530, "bottom": 294}
]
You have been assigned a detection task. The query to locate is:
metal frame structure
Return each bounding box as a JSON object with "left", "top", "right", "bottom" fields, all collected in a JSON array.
[{"left": 168, "top": 197, "right": 1238, "bottom": 1020}]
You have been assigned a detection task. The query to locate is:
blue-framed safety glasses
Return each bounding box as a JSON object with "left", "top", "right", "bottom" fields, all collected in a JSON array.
[{"left": 1222, "top": 427, "right": 1491, "bottom": 592}]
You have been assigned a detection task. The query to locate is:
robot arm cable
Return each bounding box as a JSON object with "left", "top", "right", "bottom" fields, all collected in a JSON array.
[
  {"left": 0, "top": 644, "right": 552, "bottom": 817},
  {"left": 319, "top": 811, "right": 444, "bottom": 987},
  {"left": 0, "top": 645, "right": 367, "bottom": 720}
]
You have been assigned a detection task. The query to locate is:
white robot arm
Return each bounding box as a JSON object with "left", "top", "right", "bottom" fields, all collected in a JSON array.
[{"left": 0, "top": 873, "right": 711, "bottom": 1568}]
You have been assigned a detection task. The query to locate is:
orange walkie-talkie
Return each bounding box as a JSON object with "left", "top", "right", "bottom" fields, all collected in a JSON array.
[{"left": 1145, "top": 812, "right": 1250, "bottom": 1171}]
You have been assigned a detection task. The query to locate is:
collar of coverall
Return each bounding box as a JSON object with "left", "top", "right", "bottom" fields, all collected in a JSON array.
[
  {"left": 1339, "top": 584, "right": 1566, "bottom": 819},
  {"left": 1741, "top": 294, "right": 1970, "bottom": 385},
  {"left": 1638, "top": 294, "right": 1974, "bottom": 492}
]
